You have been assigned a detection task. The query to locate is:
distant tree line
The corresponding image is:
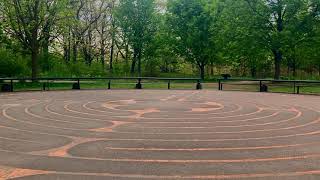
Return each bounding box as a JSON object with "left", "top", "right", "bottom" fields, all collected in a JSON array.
[{"left": 0, "top": 0, "right": 319, "bottom": 79}]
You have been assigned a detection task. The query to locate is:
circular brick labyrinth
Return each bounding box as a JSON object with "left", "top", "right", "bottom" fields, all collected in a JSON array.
[{"left": 0, "top": 90, "right": 320, "bottom": 180}]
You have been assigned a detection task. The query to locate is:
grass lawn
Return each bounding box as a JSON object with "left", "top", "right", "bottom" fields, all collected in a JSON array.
[{"left": 1, "top": 80, "right": 320, "bottom": 95}]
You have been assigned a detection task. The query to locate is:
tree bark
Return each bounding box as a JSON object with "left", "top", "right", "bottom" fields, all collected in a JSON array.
[
  {"left": 138, "top": 50, "right": 142, "bottom": 77},
  {"left": 251, "top": 66, "right": 257, "bottom": 78},
  {"left": 31, "top": 49, "right": 39, "bottom": 79},
  {"left": 293, "top": 58, "right": 297, "bottom": 78},
  {"left": 199, "top": 64, "right": 205, "bottom": 80},
  {"left": 72, "top": 43, "right": 78, "bottom": 63},
  {"left": 100, "top": 47, "right": 105, "bottom": 68},
  {"left": 273, "top": 49, "right": 282, "bottom": 79},
  {"left": 131, "top": 49, "right": 138, "bottom": 74},
  {"left": 110, "top": 40, "right": 114, "bottom": 72},
  {"left": 210, "top": 62, "right": 214, "bottom": 76},
  {"left": 42, "top": 44, "right": 49, "bottom": 71},
  {"left": 125, "top": 44, "right": 129, "bottom": 67}
]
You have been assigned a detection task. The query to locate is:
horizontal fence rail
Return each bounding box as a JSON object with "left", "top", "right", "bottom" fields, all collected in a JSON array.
[
  {"left": 1, "top": 77, "right": 320, "bottom": 95},
  {"left": 218, "top": 78, "right": 320, "bottom": 94},
  {"left": 0, "top": 77, "right": 202, "bottom": 92}
]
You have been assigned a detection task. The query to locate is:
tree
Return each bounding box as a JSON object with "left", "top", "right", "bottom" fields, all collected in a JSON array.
[
  {"left": 2, "top": 0, "right": 64, "bottom": 78},
  {"left": 243, "top": 0, "right": 319, "bottom": 79},
  {"left": 115, "top": 0, "right": 158, "bottom": 76},
  {"left": 167, "top": 0, "right": 218, "bottom": 79},
  {"left": 216, "top": 0, "right": 271, "bottom": 78}
]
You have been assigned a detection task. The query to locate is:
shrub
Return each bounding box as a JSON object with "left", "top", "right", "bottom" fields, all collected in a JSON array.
[{"left": 0, "top": 48, "right": 29, "bottom": 77}]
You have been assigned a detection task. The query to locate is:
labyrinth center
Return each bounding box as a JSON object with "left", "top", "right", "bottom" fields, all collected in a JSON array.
[{"left": 0, "top": 90, "right": 320, "bottom": 179}]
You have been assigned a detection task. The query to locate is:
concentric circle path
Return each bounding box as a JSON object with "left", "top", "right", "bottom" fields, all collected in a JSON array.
[{"left": 0, "top": 90, "right": 320, "bottom": 180}]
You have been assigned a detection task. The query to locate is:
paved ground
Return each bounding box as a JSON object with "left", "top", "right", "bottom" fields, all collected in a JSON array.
[{"left": 0, "top": 90, "right": 320, "bottom": 180}]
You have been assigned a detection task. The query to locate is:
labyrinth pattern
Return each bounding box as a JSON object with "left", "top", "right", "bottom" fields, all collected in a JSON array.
[{"left": 0, "top": 90, "right": 320, "bottom": 180}]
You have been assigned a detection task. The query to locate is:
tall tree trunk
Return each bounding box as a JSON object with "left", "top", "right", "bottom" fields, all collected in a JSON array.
[
  {"left": 138, "top": 50, "right": 142, "bottom": 77},
  {"left": 42, "top": 43, "right": 50, "bottom": 71},
  {"left": 100, "top": 47, "right": 105, "bottom": 68},
  {"left": 131, "top": 49, "right": 138, "bottom": 74},
  {"left": 72, "top": 43, "right": 78, "bottom": 63},
  {"left": 109, "top": 17, "right": 116, "bottom": 73},
  {"left": 293, "top": 58, "right": 297, "bottom": 78},
  {"left": 110, "top": 40, "right": 114, "bottom": 72},
  {"left": 31, "top": 49, "right": 39, "bottom": 79},
  {"left": 31, "top": 26, "right": 39, "bottom": 79},
  {"left": 125, "top": 44, "right": 129, "bottom": 67},
  {"left": 116, "top": 51, "right": 119, "bottom": 63},
  {"left": 251, "top": 66, "right": 257, "bottom": 78},
  {"left": 64, "top": 43, "right": 70, "bottom": 63},
  {"left": 199, "top": 64, "right": 205, "bottom": 80},
  {"left": 273, "top": 49, "right": 282, "bottom": 79},
  {"left": 42, "top": 22, "right": 50, "bottom": 71},
  {"left": 210, "top": 62, "right": 214, "bottom": 76}
]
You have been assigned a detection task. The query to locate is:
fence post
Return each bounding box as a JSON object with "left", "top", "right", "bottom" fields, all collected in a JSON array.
[
  {"left": 136, "top": 78, "right": 142, "bottom": 89},
  {"left": 293, "top": 81, "right": 296, "bottom": 94},
  {"left": 259, "top": 81, "right": 262, "bottom": 92},
  {"left": 108, "top": 80, "right": 111, "bottom": 90},
  {"left": 297, "top": 86, "right": 300, "bottom": 94},
  {"left": 196, "top": 80, "right": 202, "bottom": 90},
  {"left": 219, "top": 80, "right": 223, "bottom": 91},
  {"left": 168, "top": 80, "right": 171, "bottom": 90},
  {"left": 218, "top": 79, "right": 221, "bottom": 90}
]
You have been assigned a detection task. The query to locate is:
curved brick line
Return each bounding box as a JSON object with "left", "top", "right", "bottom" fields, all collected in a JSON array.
[
  {"left": 0, "top": 123, "right": 73, "bottom": 139},
  {"left": 76, "top": 129, "right": 320, "bottom": 142},
  {"left": 0, "top": 167, "right": 49, "bottom": 180},
  {"left": 25, "top": 101, "right": 287, "bottom": 128},
  {"left": 133, "top": 106, "right": 264, "bottom": 120},
  {"left": 135, "top": 111, "right": 280, "bottom": 124},
  {"left": 98, "top": 100, "right": 243, "bottom": 116},
  {"left": 113, "top": 111, "right": 315, "bottom": 135},
  {"left": 68, "top": 101, "right": 161, "bottom": 118},
  {"left": 3, "top": 104, "right": 320, "bottom": 142},
  {"left": 160, "top": 95, "right": 177, "bottom": 101},
  {"left": 65, "top": 153, "right": 320, "bottom": 163},
  {"left": 84, "top": 100, "right": 137, "bottom": 112},
  {"left": 45, "top": 103, "right": 119, "bottom": 122},
  {"left": 135, "top": 111, "right": 286, "bottom": 128},
  {"left": 25, "top": 102, "right": 88, "bottom": 125},
  {"left": 0, "top": 124, "right": 319, "bottom": 154},
  {"left": 6, "top": 170, "right": 320, "bottom": 180},
  {"left": 2, "top": 146, "right": 320, "bottom": 165},
  {"left": 104, "top": 141, "right": 320, "bottom": 151},
  {"left": 84, "top": 99, "right": 138, "bottom": 113},
  {"left": 0, "top": 136, "right": 44, "bottom": 145},
  {"left": 3, "top": 103, "right": 320, "bottom": 142},
  {"left": 2, "top": 106, "right": 96, "bottom": 131},
  {"left": 190, "top": 102, "right": 225, "bottom": 112}
]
